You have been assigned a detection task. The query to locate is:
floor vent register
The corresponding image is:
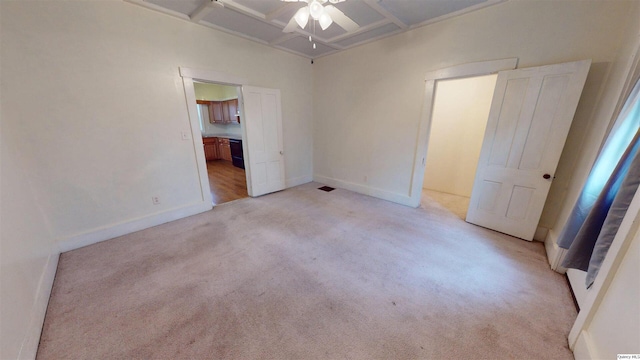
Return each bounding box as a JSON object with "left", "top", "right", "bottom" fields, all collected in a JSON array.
[{"left": 318, "top": 186, "right": 335, "bottom": 192}]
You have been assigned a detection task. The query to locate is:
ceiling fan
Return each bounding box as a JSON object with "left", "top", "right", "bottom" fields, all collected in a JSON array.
[{"left": 281, "top": 0, "right": 359, "bottom": 33}]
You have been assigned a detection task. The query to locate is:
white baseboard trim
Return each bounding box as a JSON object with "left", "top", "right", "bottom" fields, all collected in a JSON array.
[
  {"left": 314, "top": 175, "right": 414, "bottom": 207},
  {"left": 58, "top": 201, "right": 212, "bottom": 252},
  {"left": 285, "top": 175, "right": 313, "bottom": 189},
  {"left": 573, "top": 330, "right": 597, "bottom": 360},
  {"left": 544, "top": 229, "right": 567, "bottom": 273},
  {"left": 19, "top": 251, "right": 60, "bottom": 360}
]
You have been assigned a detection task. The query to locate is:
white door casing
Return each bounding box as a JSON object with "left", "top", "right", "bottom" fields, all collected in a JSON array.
[
  {"left": 410, "top": 58, "right": 519, "bottom": 207},
  {"left": 242, "top": 86, "right": 285, "bottom": 197},
  {"left": 466, "top": 60, "right": 591, "bottom": 240},
  {"left": 179, "top": 67, "right": 248, "bottom": 207}
]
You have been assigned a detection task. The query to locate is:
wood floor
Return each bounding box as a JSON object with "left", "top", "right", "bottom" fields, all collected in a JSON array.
[{"left": 206, "top": 160, "right": 248, "bottom": 205}]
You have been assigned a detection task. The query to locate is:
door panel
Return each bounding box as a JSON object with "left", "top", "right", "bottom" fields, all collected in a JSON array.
[
  {"left": 242, "top": 86, "right": 285, "bottom": 197},
  {"left": 488, "top": 78, "right": 529, "bottom": 167},
  {"left": 466, "top": 60, "right": 591, "bottom": 240},
  {"left": 477, "top": 181, "right": 501, "bottom": 212},
  {"left": 506, "top": 186, "right": 534, "bottom": 220}
]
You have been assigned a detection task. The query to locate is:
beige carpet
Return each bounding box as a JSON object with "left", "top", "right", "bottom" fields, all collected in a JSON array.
[
  {"left": 38, "top": 183, "right": 576, "bottom": 359},
  {"left": 422, "top": 189, "right": 470, "bottom": 220}
]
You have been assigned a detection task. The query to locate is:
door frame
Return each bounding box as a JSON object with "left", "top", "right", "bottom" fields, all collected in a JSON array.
[
  {"left": 179, "top": 67, "right": 251, "bottom": 206},
  {"left": 408, "top": 58, "right": 519, "bottom": 207}
]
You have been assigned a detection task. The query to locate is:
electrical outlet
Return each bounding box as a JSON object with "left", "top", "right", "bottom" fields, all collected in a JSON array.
[{"left": 152, "top": 196, "right": 161, "bottom": 205}]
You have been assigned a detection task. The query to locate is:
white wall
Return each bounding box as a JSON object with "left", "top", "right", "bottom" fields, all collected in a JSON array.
[
  {"left": 0, "top": 108, "right": 57, "bottom": 358},
  {"left": 583, "top": 228, "right": 640, "bottom": 358},
  {"left": 1, "top": 1, "right": 313, "bottom": 358},
  {"left": 423, "top": 75, "right": 497, "bottom": 197},
  {"left": 1, "top": 0, "right": 313, "bottom": 245},
  {"left": 313, "top": 0, "right": 633, "bottom": 218}
]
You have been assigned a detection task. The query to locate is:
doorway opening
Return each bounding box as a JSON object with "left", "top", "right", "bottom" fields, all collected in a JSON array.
[
  {"left": 193, "top": 82, "right": 248, "bottom": 205},
  {"left": 421, "top": 74, "right": 497, "bottom": 219}
]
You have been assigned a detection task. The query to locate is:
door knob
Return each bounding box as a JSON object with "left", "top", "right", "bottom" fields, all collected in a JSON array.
[{"left": 543, "top": 174, "right": 551, "bottom": 179}]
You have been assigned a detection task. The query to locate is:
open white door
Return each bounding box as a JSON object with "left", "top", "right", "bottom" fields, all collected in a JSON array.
[
  {"left": 242, "top": 86, "right": 285, "bottom": 197},
  {"left": 466, "top": 60, "right": 591, "bottom": 240}
]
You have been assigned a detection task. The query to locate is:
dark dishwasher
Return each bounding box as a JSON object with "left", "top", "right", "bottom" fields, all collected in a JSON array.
[{"left": 229, "top": 139, "right": 244, "bottom": 169}]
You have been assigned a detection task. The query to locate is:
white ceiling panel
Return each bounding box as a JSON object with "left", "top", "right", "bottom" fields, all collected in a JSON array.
[
  {"left": 126, "top": 0, "right": 504, "bottom": 58},
  {"left": 377, "top": 0, "right": 489, "bottom": 26},
  {"left": 202, "top": 7, "right": 285, "bottom": 43},
  {"left": 144, "top": 0, "right": 203, "bottom": 16},
  {"left": 336, "top": 22, "right": 400, "bottom": 47},
  {"left": 333, "top": 0, "right": 385, "bottom": 27}
]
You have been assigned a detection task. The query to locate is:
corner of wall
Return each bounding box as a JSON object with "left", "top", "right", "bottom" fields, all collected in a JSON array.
[
  {"left": 572, "top": 330, "right": 597, "bottom": 360},
  {"left": 313, "top": 174, "right": 415, "bottom": 207},
  {"left": 544, "top": 229, "right": 567, "bottom": 274},
  {"left": 18, "top": 251, "right": 60, "bottom": 359},
  {"left": 285, "top": 175, "right": 313, "bottom": 189},
  {"left": 534, "top": 226, "right": 549, "bottom": 242}
]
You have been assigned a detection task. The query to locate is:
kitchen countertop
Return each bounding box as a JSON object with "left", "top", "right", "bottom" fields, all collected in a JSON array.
[{"left": 202, "top": 133, "right": 242, "bottom": 140}]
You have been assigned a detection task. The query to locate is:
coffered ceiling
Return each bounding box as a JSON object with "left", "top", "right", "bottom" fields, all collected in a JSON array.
[{"left": 125, "top": 0, "right": 504, "bottom": 59}]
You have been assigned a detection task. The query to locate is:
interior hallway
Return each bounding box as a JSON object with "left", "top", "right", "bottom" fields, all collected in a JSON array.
[
  {"left": 206, "top": 160, "right": 248, "bottom": 205},
  {"left": 422, "top": 189, "right": 470, "bottom": 220}
]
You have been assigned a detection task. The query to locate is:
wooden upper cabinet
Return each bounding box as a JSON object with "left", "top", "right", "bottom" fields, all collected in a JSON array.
[
  {"left": 209, "top": 101, "right": 224, "bottom": 124},
  {"left": 222, "top": 101, "right": 230, "bottom": 123},
  {"left": 227, "top": 98, "right": 240, "bottom": 124},
  {"left": 197, "top": 99, "right": 240, "bottom": 125}
]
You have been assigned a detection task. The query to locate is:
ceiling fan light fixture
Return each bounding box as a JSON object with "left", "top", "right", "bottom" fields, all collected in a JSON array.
[
  {"left": 319, "top": 12, "right": 333, "bottom": 30},
  {"left": 294, "top": 7, "right": 310, "bottom": 28},
  {"left": 309, "top": 0, "right": 324, "bottom": 20}
]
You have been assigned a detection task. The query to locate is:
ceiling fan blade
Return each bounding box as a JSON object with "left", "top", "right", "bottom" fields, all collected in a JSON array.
[
  {"left": 283, "top": 15, "right": 300, "bottom": 32},
  {"left": 324, "top": 5, "right": 358, "bottom": 32}
]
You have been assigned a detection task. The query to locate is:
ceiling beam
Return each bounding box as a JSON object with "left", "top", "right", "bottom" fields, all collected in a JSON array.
[
  {"left": 189, "top": 0, "right": 223, "bottom": 23},
  {"left": 362, "top": 0, "right": 408, "bottom": 29},
  {"left": 219, "top": 0, "right": 268, "bottom": 20}
]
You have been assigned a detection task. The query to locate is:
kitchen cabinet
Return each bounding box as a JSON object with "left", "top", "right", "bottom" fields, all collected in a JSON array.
[
  {"left": 222, "top": 101, "right": 230, "bottom": 123},
  {"left": 196, "top": 99, "right": 240, "bottom": 124},
  {"left": 219, "top": 138, "right": 232, "bottom": 161},
  {"left": 202, "top": 136, "right": 234, "bottom": 162},
  {"left": 227, "top": 98, "right": 240, "bottom": 124},
  {"left": 199, "top": 99, "right": 240, "bottom": 125},
  {"left": 203, "top": 137, "right": 219, "bottom": 161},
  {"left": 209, "top": 101, "right": 224, "bottom": 124}
]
